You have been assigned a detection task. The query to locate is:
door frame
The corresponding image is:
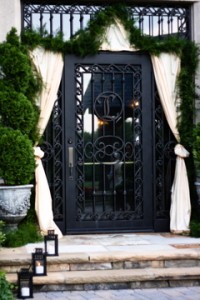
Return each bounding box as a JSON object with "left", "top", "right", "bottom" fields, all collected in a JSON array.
[{"left": 64, "top": 51, "right": 154, "bottom": 234}]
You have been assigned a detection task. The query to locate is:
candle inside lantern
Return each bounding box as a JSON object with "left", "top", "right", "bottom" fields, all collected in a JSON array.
[
  {"left": 48, "top": 246, "right": 55, "bottom": 255},
  {"left": 21, "top": 287, "right": 30, "bottom": 297},
  {"left": 35, "top": 261, "right": 44, "bottom": 274}
]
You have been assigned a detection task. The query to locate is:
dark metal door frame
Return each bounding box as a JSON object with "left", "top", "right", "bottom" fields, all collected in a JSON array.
[{"left": 64, "top": 52, "right": 153, "bottom": 234}]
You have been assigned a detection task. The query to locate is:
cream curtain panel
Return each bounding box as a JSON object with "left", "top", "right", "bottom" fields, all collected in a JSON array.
[
  {"left": 100, "top": 20, "right": 137, "bottom": 51},
  {"left": 30, "top": 47, "right": 64, "bottom": 238},
  {"left": 101, "top": 22, "right": 191, "bottom": 233},
  {"left": 151, "top": 54, "right": 191, "bottom": 233}
]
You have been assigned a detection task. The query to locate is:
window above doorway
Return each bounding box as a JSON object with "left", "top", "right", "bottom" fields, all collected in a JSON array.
[{"left": 22, "top": 1, "right": 190, "bottom": 40}]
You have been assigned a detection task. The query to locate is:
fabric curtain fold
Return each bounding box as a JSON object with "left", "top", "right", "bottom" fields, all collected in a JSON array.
[
  {"left": 100, "top": 20, "right": 137, "bottom": 52},
  {"left": 30, "top": 47, "right": 64, "bottom": 238},
  {"left": 151, "top": 53, "right": 191, "bottom": 233}
]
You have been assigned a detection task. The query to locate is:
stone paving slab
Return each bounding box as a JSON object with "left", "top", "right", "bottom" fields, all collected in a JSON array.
[{"left": 1, "top": 233, "right": 200, "bottom": 257}]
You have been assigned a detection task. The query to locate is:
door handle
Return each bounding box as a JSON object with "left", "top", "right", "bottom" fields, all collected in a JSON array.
[{"left": 68, "top": 146, "right": 74, "bottom": 179}]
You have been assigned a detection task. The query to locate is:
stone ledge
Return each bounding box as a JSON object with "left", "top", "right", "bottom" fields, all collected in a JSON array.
[
  {"left": 0, "top": 253, "right": 31, "bottom": 265},
  {"left": 1, "top": 249, "right": 200, "bottom": 273},
  {"left": 88, "top": 248, "right": 200, "bottom": 262},
  {"left": 1, "top": 248, "right": 200, "bottom": 266},
  {"left": 6, "top": 267, "right": 200, "bottom": 285}
]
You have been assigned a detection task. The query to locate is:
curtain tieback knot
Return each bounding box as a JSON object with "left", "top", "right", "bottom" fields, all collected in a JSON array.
[
  {"left": 34, "top": 146, "right": 44, "bottom": 159},
  {"left": 174, "top": 144, "right": 189, "bottom": 158}
]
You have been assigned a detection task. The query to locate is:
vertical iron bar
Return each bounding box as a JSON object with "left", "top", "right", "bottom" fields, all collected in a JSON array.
[
  {"left": 168, "top": 16, "right": 170, "bottom": 35},
  {"left": 30, "top": 12, "right": 33, "bottom": 29},
  {"left": 70, "top": 12, "right": 73, "bottom": 38},
  {"left": 40, "top": 11, "right": 43, "bottom": 34},
  {"left": 101, "top": 71, "right": 106, "bottom": 212},
  {"left": 82, "top": 71, "right": 86, "bottom": 212},
  {"left": 60, "top": 13, "right": 63, "bottom": 36},
  {"left": 112, "top": 70, "right": 116, "bottom": 212},
  {"left": 80, "top": 13, "right": 83, "bottom": 30},
  {"left": 123, "top": 72, "right": 126, "bottom": 211},
  {"left": 92, "top": 71, "right": 96, "bottom": 215},
  {"left": 50, "top": 12, "right": 53, "bottom": 36}
]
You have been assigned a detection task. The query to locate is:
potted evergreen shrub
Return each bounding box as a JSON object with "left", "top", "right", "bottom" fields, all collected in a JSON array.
[{"left": 0, "top": 29, "right": 41, "bottom": 231}]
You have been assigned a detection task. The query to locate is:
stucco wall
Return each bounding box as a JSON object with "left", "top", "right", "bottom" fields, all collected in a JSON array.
[
  {"left": 0, "top": 0, "right": 21, "bottom": 42},
  {"left": 192, "top": 2, "right": 200, "bottom": 123}
]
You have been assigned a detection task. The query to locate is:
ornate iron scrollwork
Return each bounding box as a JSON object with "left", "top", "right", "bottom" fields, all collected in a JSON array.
[
  {"left": 23, "top": 3, "right": 190, "bottom": 39},
  {"left": 94, "top": 92, "right": 123, "bottom": 122}
]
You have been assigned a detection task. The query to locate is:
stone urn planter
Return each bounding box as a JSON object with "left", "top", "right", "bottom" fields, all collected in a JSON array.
[{"left": 0, "top": 184, "right": 33, "bottom": 231}]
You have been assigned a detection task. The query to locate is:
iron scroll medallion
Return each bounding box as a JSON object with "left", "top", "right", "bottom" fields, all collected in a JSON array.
[{"left": 94, "top": 91, "right": 123, "bottom": 122}]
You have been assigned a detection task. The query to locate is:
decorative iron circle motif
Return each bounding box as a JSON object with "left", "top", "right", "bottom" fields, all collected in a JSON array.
[
  {"left": 95, "top": 136, "right": 124, "bottom": 163},
  {"left": 85, "top": 136, "right": 124, "bottom": 163},
  {"left": 94, "top": 91, "right": 123, "bottom": 122}
]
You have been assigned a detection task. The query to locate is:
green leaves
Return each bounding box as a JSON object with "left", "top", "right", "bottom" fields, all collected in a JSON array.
[
  {"left": 3, "top": 219, "right": 42, "bottom": 248},
  {"left": 0, "top": 127, "right": 35, "bottom": 185},
  {"left": 0, "top": 44, "right": 31, "bottom": 93},
  {"left": 0, "top": 89, "right": 38, "bottom": 137},
  {"left": 0, "top": 29, "right": 42, "bottom": 101},
  {"left": 0, "top": 29, "right": 41, "bottom": 185},
  {"left": 0, "top": 221, "right": 6, "bottom": 247},
  {"left": 0, "top": 271, "right": 15, "bottom": 300}
]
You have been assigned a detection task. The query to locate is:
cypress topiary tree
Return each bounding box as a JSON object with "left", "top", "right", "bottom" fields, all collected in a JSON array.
[{"left": 0, "top": 28, "right": 42, "bottom": 186}]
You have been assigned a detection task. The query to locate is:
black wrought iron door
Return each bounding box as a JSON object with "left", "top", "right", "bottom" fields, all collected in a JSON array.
[{"left": 65, "top": 52, "right": 153, "bottom": 233}]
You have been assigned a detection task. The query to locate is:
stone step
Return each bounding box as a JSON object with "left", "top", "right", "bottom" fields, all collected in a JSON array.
[
  {"left": 1, "top": 249, "right": 200, "bottom": 273},
  {"left": 6, "top": 267, "right": 200, "bottom": 291},
  {"left": 2, "top": 247, "right": 200, "bottom": 291}
]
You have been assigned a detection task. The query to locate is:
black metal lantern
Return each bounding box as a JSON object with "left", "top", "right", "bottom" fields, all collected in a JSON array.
[
  {"left": 17, "top": 268, "right": 33, "bottom": 299},
  {"left": 32, "top": 248, "right": 47, "bottom": 276},
  {"left": 44, "top": 230, "right": 58, "bottom": 256}
]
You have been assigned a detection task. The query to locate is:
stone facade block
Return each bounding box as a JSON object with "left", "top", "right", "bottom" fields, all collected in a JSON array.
[
  {"left": 48, "top": 263, "right": 70, "bottom": 272},
  {"left": 130, "top": 280, "right": 169, "bottom": 289},
  {"left": 169, "top": 279, "right": 200, "bottom": 287},
  {"left": 112, "top": 262, "right": 124, "bottom": 269},
  {"left": 70, "top": 263, "right": 112, "bottom": 271},
  {"left": 124, "top": 260, "right": 164, "bottom": 269},
  {"left": 165, "top": 259, "right": 198, "bottom": 268}
]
